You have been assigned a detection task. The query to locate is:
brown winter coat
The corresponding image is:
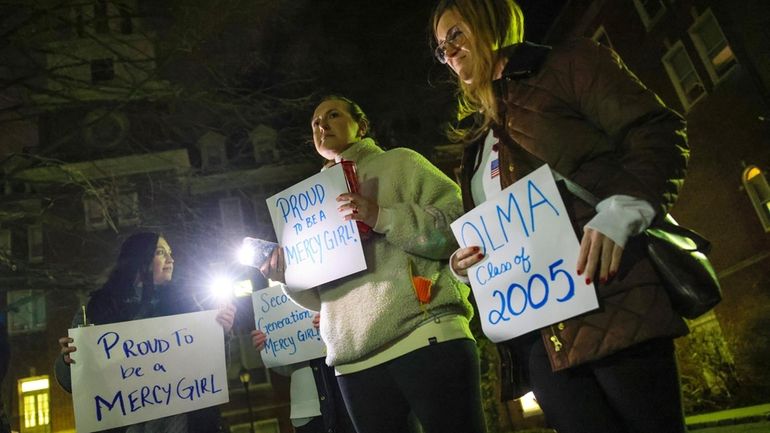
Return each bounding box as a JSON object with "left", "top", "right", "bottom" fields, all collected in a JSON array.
[{"left": 458, "top": 38, "right": 690, "bottom": 378}]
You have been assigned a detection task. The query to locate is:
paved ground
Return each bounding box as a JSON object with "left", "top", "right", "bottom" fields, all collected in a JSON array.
[
  {"left": 512, "top": 404, "right": 770, "bottom": 432},
  {"left": 690, "top": 420, "right": 770, "bottom": 432},
  {"left": 686, "top": 403, "right": 770, "bottom": 433}
]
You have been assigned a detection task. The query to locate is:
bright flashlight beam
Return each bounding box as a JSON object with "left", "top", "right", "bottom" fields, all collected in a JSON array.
[
  {"left": 237, "top": 244, "right": 256, "bottom": 267},
  {"left": 210, "top": 277, "right": 234, "bottom": 302}
]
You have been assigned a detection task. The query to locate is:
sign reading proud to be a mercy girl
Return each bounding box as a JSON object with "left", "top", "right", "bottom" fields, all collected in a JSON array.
[
  {"left": 68, "top": 310, "right": 229, "bottom": 433},
  {"left": 267, "top": 163, "right": 367, "bottom": 290},
  {"left": 450, "top": 164, "right": 599, "bottom": 343},
  {"left": 252, "top": 284, "right": 326, "bottom": 368}
]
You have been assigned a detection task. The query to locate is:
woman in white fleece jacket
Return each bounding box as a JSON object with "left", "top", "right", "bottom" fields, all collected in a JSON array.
[{"left": 261, "top": 95, "right": 486, "bottom": 433}]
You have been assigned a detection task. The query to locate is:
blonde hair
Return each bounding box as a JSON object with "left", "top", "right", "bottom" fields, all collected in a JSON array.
[{"left": 431, "top": 0, "right": 524, "bottom": 144}]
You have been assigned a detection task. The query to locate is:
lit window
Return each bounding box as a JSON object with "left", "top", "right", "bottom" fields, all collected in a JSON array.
[
  {"left": 8, "top": 290, "right": 47, "bottom": 335},
  {"left": 742, "top": 165, "right": 770, "bottom": 232},
  {"left": 662, "top": 40, "right": 707, "bottom": 111},
  {"left": 633, "top": 0, "right": 666, "bottom": 31},
  {"left": 689, "top": 8, "right": 737, "bottom": 84},
  {"left": 18, "top": 376, "right": 51, "bottom": 433}
]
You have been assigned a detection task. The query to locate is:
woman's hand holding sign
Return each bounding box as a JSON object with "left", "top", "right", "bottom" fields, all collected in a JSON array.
[
  {"left": 337, "top": 192, "right": 378, "bottom": 228},
  {"left": 251, "top": 330, "right": 267, "bottom": 351},
  {"left": 576, "top": 227, "right": 623, "bottom": 285},
  {"left": 59, "top": 336, "right": 77, "bottom": 365},
  {"left": 451, "top": 246, "right": 485, "bottom": 277},
  {"left": 260, "top": 248, "right": 286, "bottom": 283},
  {"left": 215, "top": 303, "right": 237, "bottom": 334}
]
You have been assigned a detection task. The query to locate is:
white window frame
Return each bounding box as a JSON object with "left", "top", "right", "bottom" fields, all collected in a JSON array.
[
  {"left": 633, "top": 0, "right": 667, "bottom": 31},
  {"left": 251, "top": 193, "right": 272, "bottom": 228},
  {"left": 116, "top": 190, "right": 140, "bottom": 227},
  {"left": 83, "top": 193, "right": 109, "bottom": 231},
  {"left": 7, "top": 290, "right": 47, "bottom": 335},
  {"left": 662, "top": 40, "right": 707, "bottom": 112},
  {"left": 27, "top": 225, "right": 44, "bottom": 263},
  {"left": 18, "top": 376, "right": 51, "bottom": 433},
  {"left": 688, "top": 8, "right": 737, "bottom": 85},
  {"left": 219, "top": 196, "right": 245, "bottom": 235},
  {"left": 0, "top": 228, "right": 11, "bottom": 258},
  {"left": 591, "top": 25, "right": 613, "bottom": 49},
  {"left": 202, "top": 140, "right": 227, "bottom": 171}
]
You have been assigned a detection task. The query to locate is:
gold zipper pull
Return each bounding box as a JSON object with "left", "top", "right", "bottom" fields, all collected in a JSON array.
[{"left": 549, "top": 325, "right": 563, "bottom": 352}]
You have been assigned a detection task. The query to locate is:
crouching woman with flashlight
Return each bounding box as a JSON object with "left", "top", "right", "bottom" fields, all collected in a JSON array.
[
  {"left": 261, "top": 95, "right": 486, "bottom": 433},
  {"left": 54, "top": 232, "right": 236, "bottom": 433}
]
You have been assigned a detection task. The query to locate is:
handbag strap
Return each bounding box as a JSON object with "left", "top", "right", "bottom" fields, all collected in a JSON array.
[
  {"left": 498, "top": 137, "right": 712, "bottom": 252},
  {"left": 552, "top": 169, "right": 711, "bottom": 252}
]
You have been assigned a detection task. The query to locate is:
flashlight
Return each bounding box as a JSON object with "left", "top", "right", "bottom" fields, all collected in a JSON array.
[
  {"left": 238, "top": 237, "right": 278, "bottom": 269},
  {"left": 209, "top": 276, "right": 234, "bottom": 304}
]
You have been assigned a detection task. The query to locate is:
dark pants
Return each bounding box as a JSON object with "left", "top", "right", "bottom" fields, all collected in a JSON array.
[
  {"left": 297, "top": 359, "right": 355, "bottom": 433},
  {"left": 295, "top": 416, "right": 323, "bottom": 433},
  {"left": 336, "top": 339, "right": 486, "bottom": 433},
  {"left": 519, "top": 336, "right": 685, "bottom": 433}
]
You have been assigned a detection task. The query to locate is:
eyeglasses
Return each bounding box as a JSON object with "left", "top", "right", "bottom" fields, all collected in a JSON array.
[{"left": 435, "top": 26, "right": 466, "bottom": 64}]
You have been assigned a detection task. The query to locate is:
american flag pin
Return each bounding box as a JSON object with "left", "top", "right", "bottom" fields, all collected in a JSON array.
[{"left": 491, "top": 159, "right": 500, "bottom": 178}]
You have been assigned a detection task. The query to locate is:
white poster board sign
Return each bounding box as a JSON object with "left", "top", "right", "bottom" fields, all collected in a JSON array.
[
  {"left": 450, "top": 164, "right": 598, "bottom": 342},
  {"left": 69, "top": 310, "right": 229, "bottom": 433},
  {"left": 252, "top": 284, "right": 326, "bottom": 367},
  {"left": 267, "top": 163, "right": 367, "bottom": 290}
]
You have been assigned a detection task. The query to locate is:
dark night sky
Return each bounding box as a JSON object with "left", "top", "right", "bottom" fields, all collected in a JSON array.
[
  {"left": 184, "top": 0, "right": 571, "bottom": 156},
  {"left": 0, "top": 0, "right": 569, "bottom": 162}
]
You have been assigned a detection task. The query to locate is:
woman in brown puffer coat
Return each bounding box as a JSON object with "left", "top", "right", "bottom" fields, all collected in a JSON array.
[{"left": 432, "top": 1, "right": 689, "bottom": 432}]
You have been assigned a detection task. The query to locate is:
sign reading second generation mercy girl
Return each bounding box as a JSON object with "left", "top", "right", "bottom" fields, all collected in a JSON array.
[
  {"left": 68, "top": 310, "right": 229, "bottom": 433},
  {"left": 267, "top": 163, "right": 367, "bottom": 290},
  {"left": 450, "top": 165, "right": 598, "bottom": 342},
  {"left": 252, "top": 284, "right": 326, "bottom": 367}
]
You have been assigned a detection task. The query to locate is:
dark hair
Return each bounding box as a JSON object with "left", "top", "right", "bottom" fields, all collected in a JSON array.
[{"left": 88, "top": 232, "right": 161, "bottom": 323}]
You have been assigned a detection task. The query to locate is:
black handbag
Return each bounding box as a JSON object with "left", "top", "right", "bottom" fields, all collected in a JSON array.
[
  {"left": 645, "top": 215, "right": 722, "bottom": 319},
  {"left": 549, "top": 169, "right": 722, "bottom": 319}
]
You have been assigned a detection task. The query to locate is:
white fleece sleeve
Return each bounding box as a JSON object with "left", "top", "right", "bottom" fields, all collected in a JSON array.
[
  {"left": 371, "top": 148, "right": 463, "bottom": 260},
  {"left": 282, "top": 285, "right": 322, "bottom": 312},
  {"left": 583, "top": 194, "right": 656, "bottom": 248}
]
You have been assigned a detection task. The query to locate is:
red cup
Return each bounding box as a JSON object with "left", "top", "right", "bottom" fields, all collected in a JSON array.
[{"left": 339, "top": 160, "right": 372, "bottom": 239}]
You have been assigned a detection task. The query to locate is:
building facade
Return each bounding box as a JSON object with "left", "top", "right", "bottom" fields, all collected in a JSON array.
[{"left": 547, "top": 0, "right": 770, "bottom": 412}]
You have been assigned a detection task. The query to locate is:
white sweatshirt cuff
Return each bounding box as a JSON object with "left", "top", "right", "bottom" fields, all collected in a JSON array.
[
  {"left": 583, "top": 195, "right": 656, "bottom": 248},
  {"left": 373, "top": 206, "right": 391, "bottom": 233},
  {"left": 449, "top": 249, "right": 471, "bottom": 284}
]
